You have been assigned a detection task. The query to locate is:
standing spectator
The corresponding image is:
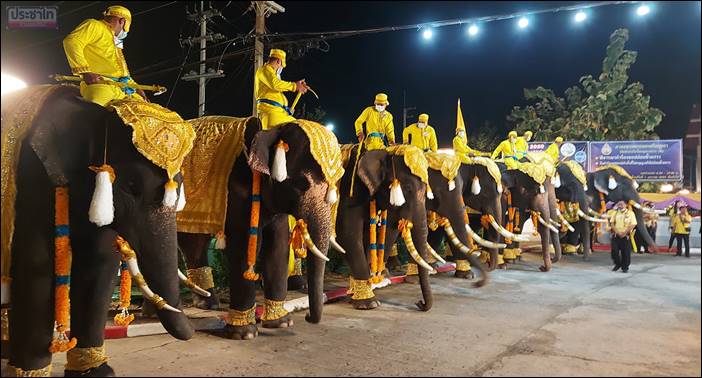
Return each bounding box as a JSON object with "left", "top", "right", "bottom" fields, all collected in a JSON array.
[
  {"left": 607, "top": 200, "right": 638, "bottom": 273},
  {"left": 636, "top": 201, "right": 658, "bottom": 254},
  {"left": 667, "top": 200, "right": 682, "bottom": 251},
  {"left": 670, "top": 204, "right": 692, "bottom": 258}
]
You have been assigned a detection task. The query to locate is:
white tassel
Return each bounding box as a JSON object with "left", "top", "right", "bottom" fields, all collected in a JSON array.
[
  {"left": 89, "top": 168, "right": 115, "bottom": 227},
  {"left": 215, "top": 231, "right": 226, "bottom": 250},
  {"left": 326, "top": 185, "right": 338, "bottom": 204},
  {"left": 271, "top": 141, "right": 288, "bottom": 182},
  {"left": 176, "top": 182, "right": 186, "bottom": 212},
  {"left": 471, "top": 176, "right": 481, "bottom": 195},
  {"left": 584, "top": 184, "right": 588, "bottom": 191},
  {"left": 539, "top": 184, "right": 546, "bottom": 194},
  {"left": 552, "top": 173, "right": 561, "bottom": 188},
  {"left": 632, "top": 180, "right": 639, "bottom": 190},
  {"left": 608, "top": 175, "right": 618, "bottom": 190},
  {"left": 162, "top": 179, "right": 178, "bottom": 208},
  {"left": 448, "top": 179, "right": 456, "bottom": 191},
  {"left": 426, "top": 185, "right": 434, "bottom": 200},
  {"left": 497, "top": 183, "right": 503, "bottom": 193},
  {"left": 389, "top": 179, "right": 406, "bottom": 207}
]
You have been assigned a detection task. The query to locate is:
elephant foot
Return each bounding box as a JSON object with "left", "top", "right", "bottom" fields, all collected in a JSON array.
[
  {"left": 287, "top": 275, "right": 307, "bottom": 292},
  {"left": 499, "top": 264, "right": 508, "bottom": 270},
  {"left": 539, "top": 265, "right": 552, "bottom": 272},
  {"left": 454, "top": 270, "right": 475, "bottom": 280},
  {"left": 415, "top": 300, "right": 431, "bottom": 312},
  {"left": 64, "top": 362, "right": 115, "bottom": 377},
  {"left": 404, "top": 275, "right": 419, "bottom": 284},
  {"left": 262, "top": 314, "right": 294, "bottom": 329},
  {"left": 223, "top": 324, "right": 258, "bottom": 340},
  {"left": 192, "top": 288, "right": 221, "bottom": 310},
  {"left": 351, "top": 297, "right": 380, "bottom": 310}
]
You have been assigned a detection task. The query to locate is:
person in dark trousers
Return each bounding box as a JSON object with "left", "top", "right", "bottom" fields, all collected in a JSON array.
[
  {"left": 636, "top": 201, "right": 658, "bottom": 254},
  {"left": 607, "top": 200, "right": 638, "bottom": 273},
  {"left": 670, "top": 204, "right": 692, "bottom": 258},
  {"left": 667, "top": 200, "right": 682, "bottom": 251}
]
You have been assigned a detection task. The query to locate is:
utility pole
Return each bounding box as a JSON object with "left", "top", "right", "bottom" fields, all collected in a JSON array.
[
  {"left": 251, "top": 1, "right": 285, "bottom": 116},
  {"left": 181, "top": 1, "right": 226, "bottom": 117},
  {"left": 402, "top": 91, "right": 416, "bottom": 131}
]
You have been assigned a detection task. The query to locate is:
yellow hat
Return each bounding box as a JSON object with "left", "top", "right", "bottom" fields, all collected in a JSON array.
[
  {"left": 555, "top": 136, "right": 564, "bottom": 143},
  {"left": 418, "top": 114, "right": 429, "bottom": 123},
  {"left": 508, "top": 131, "right": 518, "bottom": 138},
  {"left": 103, "top": 5, "right": 132, "bottom": 32},
  {"left": 269, "top": 49, "right": 287, "bottom": 68},
  {"left": 374, "top": 93, "right": 389, "bottom": 106},
  {"left": 524, "top": 130, "right": 533, "bottom": 137}
]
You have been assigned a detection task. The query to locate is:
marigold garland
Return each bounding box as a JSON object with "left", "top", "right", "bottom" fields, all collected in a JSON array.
[
  {"left": 368, "top": 200, "right": 378, "bottom": 282},
  {"left": 290, "top": 220, "right": 307, "bottom": 258},
  {"left": 49, "top": 187, "right": 77, "bottom": 353},
  {"left": 373, "top": 210, "right": 387, "bottom": 284},
  {"left": 113, "top": 261, "right": 134, "bottom": 326},
  {"left": 505, "top": 191, "right": 514, "bottom": 244},
  {"left": 531, "top": 211, "right": 540, "bottom": 236},
  {"left": 244, "top": 171, "right": 262, "bottom": 281}
]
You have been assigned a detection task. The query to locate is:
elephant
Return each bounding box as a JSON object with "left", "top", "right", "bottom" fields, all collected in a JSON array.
[
  {"left": 498, "top": 163, "right": 562, "bottom": 272},
  {"left": 335, "top": 146, "right": 433, "bottom": 311},
  {"left": 178, "top": 119, "right": 340, "bottom": 340},
  {"left": 585, "top": 166, "right": 657, "bottom": 250},
  {"left": 3, "top": 86, "right": 193, "bottom": 376}
]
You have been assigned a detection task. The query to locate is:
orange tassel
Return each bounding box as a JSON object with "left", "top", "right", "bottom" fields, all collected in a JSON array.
[
  {"left": 369, "top": 200, "right": 378, "bottom": 281},
  {"left": 113, "top": 262, "right": 134, "bottom": 326},
  {"left": 50, "top": 187, "right": 77, "bottom": 353},
  {"left": 244, "top": 171, "right": 262, "bottom": 281}
]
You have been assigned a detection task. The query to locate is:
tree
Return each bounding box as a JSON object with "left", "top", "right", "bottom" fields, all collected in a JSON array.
[
  {"left": 507, "top": 29, "right": 664, "bottom": 141},
  {"left": 295, "top": 104, "right": 327, "bottom": 123},
  {"left": 469, "top": 121, "right": 501, "bottom": 152}
]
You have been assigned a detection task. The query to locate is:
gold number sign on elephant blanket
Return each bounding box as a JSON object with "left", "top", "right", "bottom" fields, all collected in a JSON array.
[{"left": 176, "top": 116, "right": 250, "bottom": 234}]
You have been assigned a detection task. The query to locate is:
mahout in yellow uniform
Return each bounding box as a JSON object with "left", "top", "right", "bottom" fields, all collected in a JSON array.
[{"left": 354, "top": 93, "right": 395, "bottom": 151}]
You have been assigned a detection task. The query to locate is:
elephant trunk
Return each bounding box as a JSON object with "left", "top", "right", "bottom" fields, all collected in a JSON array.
[
  {"left": 409, "top": 213, "right": 432, "bottom": 312},
  {"left": 300, "top": 197, "right": 331, "bottom": 324},
  {"left": 135, "top": 208, "right": 194, "bottom": 340}
]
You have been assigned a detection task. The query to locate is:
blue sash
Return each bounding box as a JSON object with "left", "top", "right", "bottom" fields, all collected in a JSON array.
[{"left": 257, "top": 99, "right": 292, "bottom": 116}]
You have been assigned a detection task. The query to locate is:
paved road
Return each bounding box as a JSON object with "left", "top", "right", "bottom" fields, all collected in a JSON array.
[{"left": 9, "top": 251, "right": 702, "bottom": 376}]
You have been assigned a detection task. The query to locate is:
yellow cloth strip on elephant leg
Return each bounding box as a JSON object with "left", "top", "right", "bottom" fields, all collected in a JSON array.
[
  {"left": 49, "top": 187, "right": 77, "bottom": 353},
  {"left": 350, "top": 277, "right": 374, "bottom": 300},
  {"left": 374, "top": 210, "right": 387, "bottom": 283},
  {"left": 227, "top": 305, "right": 256, "bottom": 326},
  {"left": 455, "top": 259, "right": 471, "bottom": 272},
  {"left": 113, "top": 262, "right": 134, "bottom": 326},
  {"left": 244, "top": 171, "right": 261, "bottom": 281},
  {"left": 187, "top": 266, "right": 215, "bottom": 291},
  {"left": 7, "top": 363, "right": 52, "bottom": 377},
  {"left": 514, "top": 210, "right": 521, "bottom": 232},
  {"left": 262, "top": 299, "right": 288, "bottom": 322},
  {"left": 66, "top": 345, "right": 108, "bottom": 372},
  {"left": 406, "top": 263, "right": 419, "bottom": 276}
]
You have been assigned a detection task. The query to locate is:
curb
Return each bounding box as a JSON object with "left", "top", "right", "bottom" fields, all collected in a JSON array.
[{"left": 100, "top": 262, "right": 459, "bottom": 339}]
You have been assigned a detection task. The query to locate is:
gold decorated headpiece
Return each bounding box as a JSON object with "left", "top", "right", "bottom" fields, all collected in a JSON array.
[
  {"left": 425, "top": 152, "right": 460, "bottom": 183},
  {"left": 467, "top": 156, "right": 502, "bottom": 189},
  {"left": 595, "top": 164, "right": 633, "bottom": 180},
  {"left": 563, "top": 160, "right": 587, "bottom": 185},
  {"left": 293, "top": 120, "right": 345, "bottom": 192}
]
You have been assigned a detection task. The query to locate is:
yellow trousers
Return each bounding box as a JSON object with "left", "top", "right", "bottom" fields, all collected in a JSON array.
[
  {"left": 257, "top": 102, "right": 296, "bottom": 130},
  {"left": 79, "top": 82, "right": 144, "bottom": 106}
]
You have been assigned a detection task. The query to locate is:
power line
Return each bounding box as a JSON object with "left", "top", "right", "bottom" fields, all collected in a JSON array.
[{"left": 135, "top": 46, "right": 254, "bottom": 81}]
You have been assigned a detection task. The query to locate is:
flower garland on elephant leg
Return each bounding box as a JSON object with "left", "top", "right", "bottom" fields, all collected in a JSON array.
[
  {"left": 503, "top": 191, "right": 519, "bottom": 261},
  {"left": 113, "top": 261, "right": 134, "bottom": 326},
  {"left": 368, "top": 200, "right": 380, "bottom": 283},
  {"left": 373, "top": 210, "right": 387, "bottom": 284},
  {"left": 244, "top": 171, "right": 262, "bottom": 281},
  {"left": 50, "top": 187, "right": 77, "bottom": 353},
  {"left": 513, "top": 209, "right": 522, "bottom": 258}
]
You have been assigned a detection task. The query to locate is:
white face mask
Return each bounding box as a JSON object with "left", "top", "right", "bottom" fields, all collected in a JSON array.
[
  {"left": 457, "top": 131, "right": 466, "bottom": 138},
  {"left": 375, "top": 105, "right": 385, "bottom": 112},
  {"left": 417, "top": 122, "right": 426, "bottom": 129},
  {"left": 276, "top": 66, "right": 283, "bottom": 78}
]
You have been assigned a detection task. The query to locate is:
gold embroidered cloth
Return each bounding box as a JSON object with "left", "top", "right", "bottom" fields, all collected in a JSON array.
[
  {"left": 526, "top": 151, "right": 557, "bottom": 177},
  {"left": 176, "top": 116, "right": 248, "bottom": 234},
  {"left": 596, "top": 164, "right": 633, "bottom": 180},
  {"left": 294, "top": 120, "right": 345, "bottom": 187},
  {"left": 1, "top": 84, "right": 76, "bottom": 280},
  {"left": 563, "top": 160, "right": 587, "bottom": 185},
  {"left": 339, "top": 143, "right": 357, "bottom": 169},
  {"left": 108, "top": 99, "right": 195, "bottom": 180},
  {"left": 425, "top": 152, "right": 460, "bottom": 182},
  {"left": 385, "top": 145, "right": 429, "bottom": 184},
  {"left": 514, "top": 162, "right": 547, "bottom": 185},
  {"left": 468, "top": 156, "right": 502, "bottom": 189}
]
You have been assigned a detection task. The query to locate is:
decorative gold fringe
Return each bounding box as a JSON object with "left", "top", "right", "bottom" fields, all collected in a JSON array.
[
  {"left": 187, "top": 266, "right": 214, "bottom": 291},
  {"left": 227, "top": 305, "right": 256, "bottom": 326},
  {"left": 261, "top": 299, "right": 288, "bottom": 322},
  {"left": 5, "top": 364, "right": 52, "bottom": 377},
  {"left": 406, "top": 263, "right": 419, "bottom": 276},
  {"left": 65, "top": 345, "right": 108, "bottom": 372},
  {"left": 455, "top": 259, "right": 471, "bottom": 272},
  {"left": 349, "top": 277, "right": 374, "bottom": 300}
]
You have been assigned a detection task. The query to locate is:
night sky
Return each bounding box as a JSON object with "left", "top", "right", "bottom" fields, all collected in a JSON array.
[{"left": 2, "top": 1, "right": 700, "bottom": 147}]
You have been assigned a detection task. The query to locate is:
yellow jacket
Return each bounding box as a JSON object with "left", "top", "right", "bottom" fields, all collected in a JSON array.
[
  {"left": 403, "top": 124, "right": 437, "bottom": 152},
  {"left": 545, "top": 143, "right": 560, "bottom": 162},
  {"left": 355, "top": 107, "right": 395, "bottom": 149},
  {"left": 63, "top": 19, "right": 132, "bottom": 79},
  {"left": 515, "top": 137, "right": 529, "bottom": 158},
  {"left": 255, "top": 63, "right": 296, "bottom": 107},
  {"left": 453, "top": 136, "right": 489, "bottom": 158},
  {"left": 607, "top": 209, "right": 637, "bottom": 235},
  {"left": 671, "top": 213, "right": 692, "bottom": 234},
  {"left": 491, "top": 139, "right": 519, "bottom": 160}
]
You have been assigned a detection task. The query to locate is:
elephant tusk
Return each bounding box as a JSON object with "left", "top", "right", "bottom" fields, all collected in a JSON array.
[
  {"left": 487, "top": 214, "right": 529, "bottom": 242},
  {"left": 630, "top": 201, "right": 663, "bottom": 214},
  {"left": 538, "top": 215, "right": 560, "bottom": 233},
  {"left": 549, "top": 218, "right": 562, "bottom": 228},
  {"left": 178, "top": 270, "right": 211, "bottom": 297},
  {"left": 329, "top": 235, "right": 346, "bottom": 254},
  {"left": 400, "top": 222, "right": 436, "bottom": 273},
  {"left": 558, "top": 215, "right": 576, "bottom": 232},
  {"left": 577, "top": 209, "right": 609, "bottom": 223},
  {"left": 465, "top": 223, "right": 507, "bottom": 249},
  {"left": 426, "top": 243, "right": 446, "bottom": 264},
  {"left": 116, "top": 236, "right": 181, "bottom": 313},
  {"left": 302, "top": 226, "right": 330, "bottom": 262},
  {"left": 441, "top": 220, "right": 473, "bottom": 254}
]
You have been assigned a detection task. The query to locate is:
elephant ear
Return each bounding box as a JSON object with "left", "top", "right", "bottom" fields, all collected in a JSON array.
[
  {"left": 357, "top": 150, "right": 387, "bottom": 197},
  {"left": 243, "top": 117, "right": 262, "bottom": 151},
  {"left": 248, "top": 126, "right": 283, "bottom": 176}
]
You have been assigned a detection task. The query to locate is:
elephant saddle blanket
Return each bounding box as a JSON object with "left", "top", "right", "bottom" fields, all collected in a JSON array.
[
  {"left": 595, "top": 164, "right": 633, "bottom": 180},
  {"left": 466, "top": 156, "right": 503, "bottom": 192},
  {"left": 425, "top": 152, "right": 460, "bottom": 185},
  {"left": 176, "top": 116, "right": 250, "bottom": 234},
  {"left": 385, "top": 145, "right": 429, "bottom": 185},
  {"left": 525, "top": 151, "right": 556, "bottom": 177},
  {"left": 513, "top": 161, "right": 547, "bottom": 185},
  {"left": 1, "top": 84, "right": 78, "bottom": 281},
  {"left": 563, "top": 160, "right": 587, "bottom": 185}
]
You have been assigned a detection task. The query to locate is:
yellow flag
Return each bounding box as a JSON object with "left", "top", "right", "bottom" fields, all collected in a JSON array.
[{"left": 456, "top": 98, "right": 466, "bottom": 133}]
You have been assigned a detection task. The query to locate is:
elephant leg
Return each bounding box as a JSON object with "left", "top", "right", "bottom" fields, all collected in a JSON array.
[
  {"left": 551, "top": 228, "right": 562, "bottom": 263},
  {"left": 65, "top": 229, "right": 119, "bottom": 377},
  {"left": 538, "top": 221, "right": 553, "bottom": 272},
  {"left": 338, "top": 207, "right": 378, "bottom": 310},
  {"left": 178, "top": 232, "right": 220, "bottom": 310},
  {"left": 412, "top": 219, "right": 433, "bottom": 312},
  {"left": 260, "top": 216, "right": 294, "bottom": 329},
  {"left": 222, "top": 228, "right": 258, "bottom": 340},
  {"left": 581, "top": 220, "right": 592, "bottom": 260}
]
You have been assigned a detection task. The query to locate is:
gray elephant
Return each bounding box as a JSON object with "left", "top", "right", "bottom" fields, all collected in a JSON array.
[
  {"left": 178, "top": 117, "right": 343, "bottom": 340},
  {"left": 2, "top": 85, "right": 194, "bottom": 376}
]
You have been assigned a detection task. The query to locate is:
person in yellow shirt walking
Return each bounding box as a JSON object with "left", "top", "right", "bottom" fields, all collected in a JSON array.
[
  {"left": 402, "top": 113, "right": 437, "bottom": 152},
  {"left": 255, "top": 49, "right": 308, "bottom": 129},
  {"left": 670, "top": 204, "right": 692, "bottom": 257},
  {"left": 354, "top": 93, "right": 395, "bottom": 150},
  {"left": 607, "top": 200, "right": 638, "bottom": 273},
  {"left": 63, "top": 5, "right": 148, "bottom": 106},
  {"left": 545, "top": 136, "right": 564, "bottom": 163},
  {"left": 491, "top": 131, "right": 521, "bottom": 168}
]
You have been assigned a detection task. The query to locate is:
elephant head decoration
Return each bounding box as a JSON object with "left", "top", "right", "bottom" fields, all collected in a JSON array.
[{"left": 2, "top": 85, "right": 195, "bottom": 376}]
